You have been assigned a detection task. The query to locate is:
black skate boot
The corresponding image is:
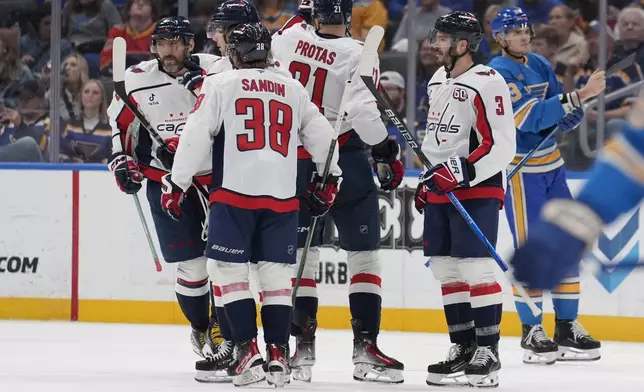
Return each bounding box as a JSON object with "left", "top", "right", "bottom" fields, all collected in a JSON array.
[
  {"left": 264, "top": 343, "right": 291, "bottom": 388},
  {"left": 228, "top": 338, "right": 265, "bottom": 387},
  {"left": 426, "top": 341, "right": 477, "bottom": 387},
  {"left": 190, "top": 327, "right": 208, "bottom": 358},
  {"left": 465, "top": 344, "right": 501, "bottom": 388},
  {"left": 290, "top": 318, "right": 317, "bottom": 382},
  {"left": 554, "top": 319, "right": 601, "bottom": 361},
  {"left": 194, "top": 340, "right": 235, "bottom": 383},
  {"left": 521, "top": 324, "right": 558, "bottom": 365},
  {"left": 351, "top": 319, "right": 404, "bottom": 384}
]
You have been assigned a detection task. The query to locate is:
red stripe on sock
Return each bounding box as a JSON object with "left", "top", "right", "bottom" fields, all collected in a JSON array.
[
  {"left": 470, "top": 282, "right": 502, "bottom": 297},
  {"left": 291, "top": 277, "right": 317, "bottom": 288},
  {"left": 350, "top": 273, "right": 382, "bottom": 287},
  {"left": 441, "top": 282, "right": 470, "bottom": 295}
]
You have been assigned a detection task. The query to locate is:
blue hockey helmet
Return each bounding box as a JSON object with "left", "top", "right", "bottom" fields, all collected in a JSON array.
[
  {"left": 227, "top": 23, "right": 271, "bottom": 65},
  {"left": 152, "top": 16, "right": 195, "bottom": 43},
  {"left": 313, "top": 0, "right": 353, "bottom": 26},
  {"left": 208, "top": 0, "right": 260, "bottom": 37},
  {"left": 491, "top": 7, "right": 532, "bottom": 38}
]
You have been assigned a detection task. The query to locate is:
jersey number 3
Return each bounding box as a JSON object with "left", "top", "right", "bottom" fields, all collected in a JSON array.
[
  {"left": 236, "top": 98, "right": 293, "bottom": 158},
  {"left": 288, "top": 61, "right": 328, "bottom": 114}
]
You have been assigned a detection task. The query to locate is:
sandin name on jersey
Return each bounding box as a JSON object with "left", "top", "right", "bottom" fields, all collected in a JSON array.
[
  {"left": 294, "top": 40, "right": 336, "bottom": 65},
  {"left": 241, "top": 78, "right": 286, "bottom": 97}
]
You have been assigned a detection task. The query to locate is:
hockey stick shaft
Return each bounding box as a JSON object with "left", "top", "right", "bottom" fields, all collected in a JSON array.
[
  {"left": 507, "top": 53, "right": 637, "bottom": 182},
  {"left": 133, "top": 193, "right": 163, "bottom": 272}
]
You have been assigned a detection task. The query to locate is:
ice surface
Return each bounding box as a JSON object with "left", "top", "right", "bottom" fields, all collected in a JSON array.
[{"left": 1, "top": 321, "right": 643, "bottom": 392}]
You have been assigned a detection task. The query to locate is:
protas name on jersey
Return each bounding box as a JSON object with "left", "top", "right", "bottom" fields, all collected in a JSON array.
[
  {"left": 271, "top": 22, "right": 388, "bottom": 150},
  {"left": 106, "top": 53, "right": 219, "bottom": 182},
  {"left": 423, "top": 65, "right": 516, "bottom": 204}
]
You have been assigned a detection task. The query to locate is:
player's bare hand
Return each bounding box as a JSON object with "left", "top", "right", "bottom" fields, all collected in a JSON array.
[{"left": 579, "top": 70, "right": 606, "bottom": 101}]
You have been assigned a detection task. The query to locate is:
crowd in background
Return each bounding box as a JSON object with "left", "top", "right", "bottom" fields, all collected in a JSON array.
[{"left": 0, "top": 0, "right": 643, "bottom": 170}]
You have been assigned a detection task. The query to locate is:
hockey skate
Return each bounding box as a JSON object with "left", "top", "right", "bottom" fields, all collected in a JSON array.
[
  {"left": 521, "top": 324, "right": 558, "bottom": 365},
  {"left": 264, "top": 343, "right": 291, "bottom": 387},
  {"left": 228, "top": 338, "right": 266, "bottom": 387},
  {"left": 351, "top": 319, "right": 404, "bottom": 384},
  {"left": 190, "top": 327, "right": 208, "bottom": 358},
  {"left": 290, "top": 318, "right": 317, "bottom": 382},
  {"left": 554, "top": 320, "right": 601, "bottom": 361},
  {"left": 194, "top": 340, "right": 235, "bottom": 383},
  {"left": 426, "top": 342, "right": 477, "bottom": 387},
  {"left": 465, "top": 345, "right": 501, "bottom": 388}
]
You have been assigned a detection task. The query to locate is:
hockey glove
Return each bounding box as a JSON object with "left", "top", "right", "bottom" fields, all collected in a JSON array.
[
  {"left": 414, "top": 182, "right": 429, "bottom": 214},
  {"left": 108, "top": 152, "right": 144, "bottom": 194},
  {"left": 559, "top": 91, "right": 582, "bottom": 114},
  {"left": 557, "top": 107, "right": 584, "bottom": 133},
  {"left": 510, "top": 199, "right": 603, "bottom": 290},
  {"left": 306, "top": 173, "right": 342, "bottom": 217},
  {"left": 160, "top": 174, "right": 185, "bottom": 221},
  {"left": 371, "top": 136, "right": 405, "bottom": 191},
  {"left": 181, "top": 57, "right": 206, "bottom": 92},
  {"left": 156, "top": 136, "right": 180, "bottom": 170},
  {"left": 421, "top": 156, "right": 475, "bottom": 194}
]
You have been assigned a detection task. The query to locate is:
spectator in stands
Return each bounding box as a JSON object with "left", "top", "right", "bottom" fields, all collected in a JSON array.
[
  {"left": 100, "top": 0, "right": 159, "bottom": 76},
  {"left": 415, "top": 38, "right": 439, "bottom": 119},
  {"left": 20, "top": 4, "right": 75, "bottom": 79},
  {"left": 478, "top": 4, "right": 502, "bottom": 63},
  {"left": 549, "top": 4, "right": 589, "bottom": 66},
  {"left": 517, "top": 0, "right": 563, "bottom": 25},
  {"left": 258, "top": 0, "right": 295, "bottom": 34},
  {"left": 60, "top": 79, "right": 112, "bottom": 163},
  {"left": 62, "top": 0, "right": 123, "bottom": 51},
  {"left": 189, "top": 0, "right": 218, "bottom": 53},
  {"left": 0, "top": 28, "right": 35, "bottom": 110},
  {"left": 612, "top": 6, "right": 644, "bottom": 72},
  {"left": 352, "top": 0, "right": 388, "bottom": 52},
  {"left": 531, "top": 24, "right": 567, "bottom": 84},
  {"left": 46, "top": 53, "right": 89, "bottom": 121},
  {"left": 0, "top": 79, "right": 49, "bottom": 162},
  {"left": 392, "top": 0, "right": 451, "bottom": 51}
]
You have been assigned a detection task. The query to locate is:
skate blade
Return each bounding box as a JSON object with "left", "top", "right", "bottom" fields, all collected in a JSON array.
[
  {"left": 467, "top": 370, "right": 499, "bottom": 388},
  {"left": 195, "top": 369, "right": 232, "bottom": 383},
  {"left": 233, "top": 365, "right": 266, "bottom": 387},
  {"left": 266, "top": 371, "right": 289, "bottom": 388},
  {"left": 557, "top": 346, "right": 601, "bottom": 361},
  {"left": 522, "top": 349, "right": 557, "bottom": 365},
  {"left": 426, "top": 371, "right": 469, "bottom": 387},
  {"left": 291, "top": 366, "right": 312, "bottom": 382},
  {"left": 353, "top": 363, "right": 404, "bottom": 384}
]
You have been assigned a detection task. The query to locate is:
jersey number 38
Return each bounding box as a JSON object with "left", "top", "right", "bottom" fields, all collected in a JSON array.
[{"left": 235, "top": 98, "right": 293, "bottom": 158}]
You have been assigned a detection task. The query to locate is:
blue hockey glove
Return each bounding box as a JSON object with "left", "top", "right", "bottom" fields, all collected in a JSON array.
[
  {"left": 181, "top": 57, "right": 206, "bottom": 92},
  {"left": 557, "top": 107, "right": 584, "bottom": 133},
  {"left": 511, "top": 199, "right": 603, "bottom": 289},
  {"left": 161, "top": 174, "right": 185, "bottom": 221}
]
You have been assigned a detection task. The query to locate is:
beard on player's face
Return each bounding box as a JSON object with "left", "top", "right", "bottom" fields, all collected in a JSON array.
[{"left": 161, "top": 55, "right": 183, "bottom": 73}]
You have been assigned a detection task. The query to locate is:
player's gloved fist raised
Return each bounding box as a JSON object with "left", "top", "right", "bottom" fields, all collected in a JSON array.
[
  {"left": 414, "top": 182, "right": 429, "bottom": 214},
  {"left": 421, "top": 156, "right": 475, "bottom": 194},
  {"left": 306, "top": 173, "right": 342, "bottom": 217},
  {"left": 108, "top": 152, "right": 144, "bottom": 194},
  {"left": 511, "top": 199, "right": 603, "bottom": 289},
  {"left": 157, "top": 136, "right": 180, "bottom": 170},
  {"left": 557, "top": 107, "right": 584, "bottom": 133},
  {"left": 160, "top": 174, "right": 185, "bottom": 221},
  {"left": 371, "top": 136, "right": 405, "bottom": 191},
  {"left": 181, "top": 57, "right": 206, "bottom": 92}
]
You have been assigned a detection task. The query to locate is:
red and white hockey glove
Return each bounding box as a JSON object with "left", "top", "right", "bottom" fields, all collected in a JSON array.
[
  {"left": 306, "top": 173, "right": 342, "bottom": 217},
  {"left": 107, "top": 152, "right": 144, "bottom": 194},
  {"left": 421, "top": 156, "right": 475, "bottom": 194},
  {"left": 371, "top": 136, "right": 405, "bottom": 191},
  {"left": 161, "top": 174, "right": 185, "bottom": 221},
  {"left": 414, "top": 182, "right": 429, "bottom": 214},
  {"left": 157, "top": 136, "right": 180, "bottom": 170}
]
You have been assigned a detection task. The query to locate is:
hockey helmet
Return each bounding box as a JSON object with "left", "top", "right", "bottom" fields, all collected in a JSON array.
[
  {"left": 207, "top": 0, "right": 260, "bottom": 37},
  {"left": 313, "top": 0, "right": 353, "bottom": 26},
  {"left": 152, "top": 16, "right": 195, "bottom": 43},
  {"left": 227, "top": 23, "right": 271, "bottom": 65},
  {"left": 430, "top": 11, "right": 484, "bottom": 53},
  {"left": 491, "top": 7, "right": 532, "bottom": 38}
]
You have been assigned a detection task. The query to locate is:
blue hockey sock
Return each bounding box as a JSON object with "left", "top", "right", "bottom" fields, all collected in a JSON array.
[
  {"left": 552, "top": 277, "right": 580, "bottom": 320},
  {"left": 440, "top": 282, "right": 476, "bottom": 344},
  {"left": 513, "top": 285, "right": 543, "bottom": 325},
  {"left": 224, "top": 299, "right": 257, "bottom": 342},
  {"left": 291, "top": 277, "right": 318, "bottom": 336},
  {"left": 175, "top": 277, "right": 210, "bottom": 331}
]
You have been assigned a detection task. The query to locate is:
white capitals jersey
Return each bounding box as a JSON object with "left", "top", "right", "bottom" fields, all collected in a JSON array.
[
  {"left": 271, "top": 23, "right": 387, "bottom": 147},
  {"left": 107, "top": 53, "right": 219, "bottom": 182},
  {"left": 422, "top": 65, "right": 516, "bottom": 203},
  {"left": 170, "top": 66, "right": 341, "bottom": 213}
]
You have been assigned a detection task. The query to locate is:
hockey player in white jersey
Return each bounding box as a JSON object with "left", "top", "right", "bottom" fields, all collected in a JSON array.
[
  {"left": 414, "top": 12, "right": 515, "bottom": 388},
  {"left": 105, "top": 16, "right": 232, "bottom": 379},
  {"left": 159, "top": 22, "right": 342, "bottom": 387},
  {"left": 270, "top": 0, "right": 406, "bottom": 384}
]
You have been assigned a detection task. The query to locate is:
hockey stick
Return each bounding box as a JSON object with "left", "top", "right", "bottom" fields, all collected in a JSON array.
[
  {"left": 359, "top": 26, "right": 542, "bottom": 317},
  {"left": 111, "top": 37, "right": 209, "bottom": 200},
  {"left": 113, "top": 37, "right": 162, "bottom": 272},
  {"left": 507, "top": 53, "right": 636, "bottom": 181}
]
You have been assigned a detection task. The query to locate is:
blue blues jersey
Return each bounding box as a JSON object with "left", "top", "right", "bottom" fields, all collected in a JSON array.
[
  {"left": 60, "top": 119, "right": 113, "bottom": 163},
  {"left": 0, "top": 117, "right": 50, "bottom": 153},
  {"left": 488, "top": 53, "right": 566, "bottom": 173}
]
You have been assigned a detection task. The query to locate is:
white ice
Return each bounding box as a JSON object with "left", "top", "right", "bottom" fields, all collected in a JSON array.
[{"left": 1, "top": 321, "right": 643, "bottom": 392}]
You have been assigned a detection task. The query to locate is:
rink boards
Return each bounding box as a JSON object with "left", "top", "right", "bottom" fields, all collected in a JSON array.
[{"left": 1, "top": 165, "right": 644, "bottom": 342}]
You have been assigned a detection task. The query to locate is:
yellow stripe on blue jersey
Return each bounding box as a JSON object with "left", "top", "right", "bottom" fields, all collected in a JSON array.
[{"left": 507, "top": 144, "right": 564, "bottom": 174}]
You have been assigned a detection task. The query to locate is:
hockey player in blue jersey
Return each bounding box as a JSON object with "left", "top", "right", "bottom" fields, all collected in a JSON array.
[
  {"left": 488, "top": 7, "right": 606, "bottom": 364},
  {"left": 510, "top": 91, "right": 644, "bottom": 303}
]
